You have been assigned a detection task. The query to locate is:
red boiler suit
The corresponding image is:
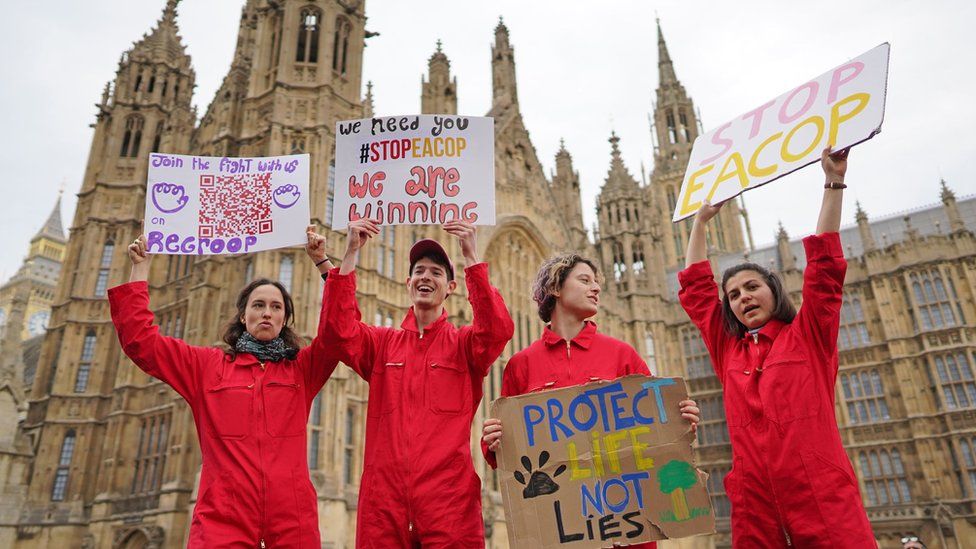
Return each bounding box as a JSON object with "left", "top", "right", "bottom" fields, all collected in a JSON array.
[
  {"left": 322, "top": 263, "right": 514, "bottom": 548},
  {"left": 482, "top": 321, "right": 656, "bottom": 549},
  {"left": 109, "top": 281, "right": 338, "bottom": 548},
  {"left": 678, "top": 233, "right": 875, "bottom": 548}
]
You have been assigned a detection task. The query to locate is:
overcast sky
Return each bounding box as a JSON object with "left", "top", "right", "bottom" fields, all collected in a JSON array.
[{"left": 1, "top": 0, "right": 974, "bottom": 280}]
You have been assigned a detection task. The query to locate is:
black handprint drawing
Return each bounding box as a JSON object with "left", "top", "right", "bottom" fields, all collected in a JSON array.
[{"left": 514, "top": 450, "right": 567, "bottom": 499}]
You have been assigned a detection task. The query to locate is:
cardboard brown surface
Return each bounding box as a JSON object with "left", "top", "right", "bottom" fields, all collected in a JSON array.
[{"left": 490, "top": 375, "right": 715, "bottom": 549}]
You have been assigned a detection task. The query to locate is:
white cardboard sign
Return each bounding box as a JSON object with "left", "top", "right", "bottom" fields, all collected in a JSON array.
[
  {"left": 144, "top": 153, "right": 310, "bottom": 254},
  {"left": 672, "top": 43, "right": 890, "bottom": 222},
  {"left": 332, "top": 115, "right": 495, "bottom": 229}
]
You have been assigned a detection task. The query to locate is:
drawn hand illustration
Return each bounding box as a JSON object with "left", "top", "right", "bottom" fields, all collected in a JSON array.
[
  {"left": 272, "top": 184, "right": 301, "bottom": 209},
  {"left": 151, "top": 182, "right": 189, "bottom": 214},
  {"left": 514, "top": 451, "right": 566, "bottom": 499}
]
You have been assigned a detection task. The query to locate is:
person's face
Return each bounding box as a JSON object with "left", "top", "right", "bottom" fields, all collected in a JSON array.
[
  {"left": 241, "top": 284, "right": 286, "bottom": 342},
  {"left": 724, "top": 270, "right": 775, "bottom": 330},
  {"left": 555, "top": 263, "right": 601, "bottom": 320},
  {"left": 406, "top": 257, "right": 456, "bottom": 311}
]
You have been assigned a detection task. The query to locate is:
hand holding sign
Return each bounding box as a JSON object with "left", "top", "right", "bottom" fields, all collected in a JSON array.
[
  {"left": 151, "top": 182, "right": 189, "bottom": 214},
  {"left": 821, "top": 145, "right": 850, "bottom": 184}
]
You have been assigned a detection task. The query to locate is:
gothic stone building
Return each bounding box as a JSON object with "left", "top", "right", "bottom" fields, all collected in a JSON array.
[{"left": 1, "top": 1, "right": 974, "bottom": 548}]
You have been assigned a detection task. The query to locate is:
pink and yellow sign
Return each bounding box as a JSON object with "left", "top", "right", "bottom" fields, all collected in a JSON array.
[{"left": 672, "top": 43, "right": 890, "bottom": 222}]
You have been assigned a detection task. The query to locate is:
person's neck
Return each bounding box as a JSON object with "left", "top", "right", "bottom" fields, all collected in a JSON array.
[
  {"left": 549, "top": 308, "right": 587, "bottom": 342},
  {"left": 413, "top": 305, "right": 442, "bottom": 334}
]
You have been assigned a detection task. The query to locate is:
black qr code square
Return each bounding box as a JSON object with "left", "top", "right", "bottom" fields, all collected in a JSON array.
[{"left": 198, "top": 173, "right": 273, "bottom": 237}]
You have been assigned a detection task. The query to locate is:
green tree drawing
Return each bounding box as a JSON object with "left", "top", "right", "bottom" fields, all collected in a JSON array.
[{"left": 657, "top": 460, "right": 697, "bottom": 521}]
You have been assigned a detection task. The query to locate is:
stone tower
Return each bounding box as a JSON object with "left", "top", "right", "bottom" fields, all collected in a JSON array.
[
  {"left": 649, "top": 19, "right": 745, "bottom": 266},
  {"left": 16, "top": 1, "right": 196, "bottom": 545},
  {"left": 421, "top": 40, "right": 457, "bottom": 115}
]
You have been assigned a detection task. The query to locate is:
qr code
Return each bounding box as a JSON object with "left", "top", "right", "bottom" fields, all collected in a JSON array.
[{"left": 198, "top": 173, "right": 274, "bottom": 238}]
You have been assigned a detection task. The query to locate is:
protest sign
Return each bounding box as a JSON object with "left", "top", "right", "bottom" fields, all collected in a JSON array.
[
  {"left": 491, "top": 375, "right": 713, "bottom": 549},
  {"left": 332, "top": 115, "right": 494, "bottom": 229},
  {"left": 144, "top": 153, "right": 310, "bottom": 255},
  {"left": 672, "top": 43, "right": 890, "bottom": 222}
]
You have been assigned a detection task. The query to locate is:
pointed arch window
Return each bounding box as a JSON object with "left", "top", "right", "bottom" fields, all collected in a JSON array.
[
  {"left": 296, "top": 8, "right": 321, "bottom": 63},
  {"left": 632, "top": 241, "right": 646, "bottom": 274},
  {"left": 279, "top": 255, "right": 294, "bottom": 293},
  {"left": 679, "top": 109, "right": 691, "bottom": 142},
  {"left": 325, "top": 161, "right": 336, "bottom": 227},
  {"left": 332, "top": 18, "right": 351, "bottom": 74},
  {"left": 959, "top": 436, "right": 976, "bottom": 497},
  {"left": 151, "top": 122, "right": 164, "bottom": 153},
  {"left": 933, "top": 351, "right": 976, "bottom": 409},
  {"left": 681, "top": 327, "right": 712, "bottom": 379},
  {"left": 119, "top": 115, "right": 145, "bottom": 158},
  {"left": 910, "top": 269, "right": 956, "bottom": 331},
  {"left": 74, "top": 330, "right": 96, "bottom": 393},
  {"left": 131, "top": 413, "right": 169, "bottom": 495},
  {"left": 666, "top": 111, "right": 678, "bottom": 144},
  {"left": 612, "top": 241, "right": 626, "bottom": 281},
  {"left": 840, "top": 369, "right": 890, "bottom": 424},
  {"left": 51, "top": 430, "right": 76, "bottom": 501},
  {"left": 147, "top": 74, "right": 156, "bottom": 94},
  {"left": 94, "top": 240, "right": 115, "bottom": 297},
  {"left": 344, "top": 405, "right": 357, "bottom": 484}
]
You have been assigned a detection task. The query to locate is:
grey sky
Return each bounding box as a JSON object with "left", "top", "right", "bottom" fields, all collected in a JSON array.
[{"left": 1, "top": 0, "right": 974, "bottom": 280}]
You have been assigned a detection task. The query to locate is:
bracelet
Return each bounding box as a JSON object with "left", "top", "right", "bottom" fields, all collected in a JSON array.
[
  {"left": 824, "top": 181, "right": 847, "bottom": 189},
  {"left": 315, "top": 257, "right": 331, "bottom": 266}
]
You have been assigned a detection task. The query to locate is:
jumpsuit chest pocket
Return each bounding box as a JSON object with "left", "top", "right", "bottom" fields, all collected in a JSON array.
[
  {"left": 759, "top": 357, "right": 821, "bottom": 424},
  {"left": 427, "top": 359, "right": 468, "bottom": 415},
  {"left": 264, "top": 379, "right": 305, "bottom": 437},
  {"left": 368, "top": 361, "right": 404, "bottom": 418},
  {"left": 206, "top": 382, "right": 253, "bottom": 439}
]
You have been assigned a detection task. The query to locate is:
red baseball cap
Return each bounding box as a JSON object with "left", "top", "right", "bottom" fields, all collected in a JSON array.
[{"left": 409, "top": 239, "right": 455, "bottom": 280}]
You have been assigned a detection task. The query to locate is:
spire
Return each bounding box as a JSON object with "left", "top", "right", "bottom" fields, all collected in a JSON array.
[
  {"left": 657, "top": 18, "right": 678, "bottom": 87},
  {"left": 855, "top": 200, "right": 876, "bottom": 252},
  {"left": 129, "top": 0, "right": 189, "bottom": 66},
  {"left": 602, "top": 131, "right": 639, "bottom": 191},
  {"left": 940, "top": 178, "right": 956, "bottom": 202},
  {"left": 422, "top": 41, "right": 457, "bottom": 114},
  {"left": 776, "top": 221, "right": 795, "bottom": 270},
  {"left": 32, "top": 190, "right": 65, "bottom": 244},
  {"left": 363, "top": 81, "right": 375, "bottom": 118},
  {"left": 554, "top": 138, "right": 573, "bottom": 178},
  {"left": 855, "top": 200, "right": 867, "bottom": 223},
  {"left": 491, "top": 16, "right": 518, "bottom": 110}
]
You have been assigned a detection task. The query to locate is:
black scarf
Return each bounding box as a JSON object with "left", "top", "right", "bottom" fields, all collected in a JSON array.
[{"left": 234, "top": 331, "right": 297, "bottom": 362}]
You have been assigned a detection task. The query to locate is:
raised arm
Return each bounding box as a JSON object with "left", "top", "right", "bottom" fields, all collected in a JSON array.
[
  {"left": 685, "top": 200, "right": 723, "bottom": 267},
  {"left": 324, "top": 219, "right": 386, "bottom": 379},
  {"left": 109, "top": 235, "right": 216, "bottom": 402},
  {"left": 296, "top": 225, "right": 341, "bottom": 399},
  {"left": 817, "top": 146, "right": 849, "bottom": 235},
  {"left": 446, "top": 222, "right": 515, "bottom": 376}
]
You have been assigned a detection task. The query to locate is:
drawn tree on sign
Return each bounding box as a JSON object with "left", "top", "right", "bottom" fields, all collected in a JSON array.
[{"left": 657, "top": 460, "right": 697, "bottom": 521}]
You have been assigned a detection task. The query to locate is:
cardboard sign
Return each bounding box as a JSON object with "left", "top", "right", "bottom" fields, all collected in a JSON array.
[
  {"left": 672, "top": 43, "right": 890, "bottom": 222},
  {"left": 491, "top": 375, "right": 714, "bottom": 549},
  {"left": 144, "top": 153, "right": 310, "bottom": 255},
  {"left": 332, "top": 115, "right": 495, "bottom": 229}
]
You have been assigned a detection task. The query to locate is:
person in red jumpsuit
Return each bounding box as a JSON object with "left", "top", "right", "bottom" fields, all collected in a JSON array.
[
  {"left": 481, "top": 253, "right": 702, "bottom": 548},
  {"left": 322, "top": 218, "right": 514, "bottom": 548},
  {"left": 678, "top": 147, "right": 875, "bottom": 547},
  {"left": 109, "top": 227, "right": 339, "bottom": 548}
]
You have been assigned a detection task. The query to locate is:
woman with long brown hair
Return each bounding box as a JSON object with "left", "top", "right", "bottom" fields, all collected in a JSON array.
[{"left": 108, "top": 225, "right": 338, "bottom": 548}]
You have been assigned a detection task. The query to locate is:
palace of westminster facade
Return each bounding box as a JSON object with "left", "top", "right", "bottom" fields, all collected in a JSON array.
[{"left": 0, "top": 1, "right": 974, "bottom": 547}]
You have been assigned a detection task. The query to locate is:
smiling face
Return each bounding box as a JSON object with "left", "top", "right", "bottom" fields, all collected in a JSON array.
[
  {"left": 241, "top": 284, "right": 286, "bottom": 342},
  {"left": 554, "top": 262, "right": 601, "bottom": 321},
  {"left": 723, "top": 269, "right": 775, "bottom": 330},
  {"left": 406, "top": 257, "right": 457, "bottom": 311}
]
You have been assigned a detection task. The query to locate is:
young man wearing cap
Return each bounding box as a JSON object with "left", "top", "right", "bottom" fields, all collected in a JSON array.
[{"left": 322, "top": 218, "right": 514, "bottom": 548}]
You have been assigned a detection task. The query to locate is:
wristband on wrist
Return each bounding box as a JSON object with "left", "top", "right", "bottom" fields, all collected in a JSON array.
[
  {"left": 315, "top": 257, "right": 331, "bottom": 266},
  {"left": 824, "top": 181, "right": 847, "bottom": 189}
]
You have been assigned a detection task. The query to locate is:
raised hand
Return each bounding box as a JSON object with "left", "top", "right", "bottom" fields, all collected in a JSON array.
[
  {"left": 821, "top": 145, "right": 850, "bottom": 184},
  {"left": 127, "top": 234, "right": 152, "bottom": 282},
  {"left": 695, "top": 199, "right": 724, "bottom": 225},
  {"left": 443, "top": 220, "right": 478, "bottom": 265},
  {"left": 305, "top": 224, "right": 330, "bottom": 270},
  {"left": 339, "top": 219, "right": 380, "bottom": 275}
]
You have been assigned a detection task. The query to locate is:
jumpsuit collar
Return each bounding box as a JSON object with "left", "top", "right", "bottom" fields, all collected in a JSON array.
[
  {"left": 542, "top": 320, "right": 597, "bottom": 349},
  {"left": 401, "top": 307, "right": 449, "bottom": 335},
  {"left": 742, "top": 318, "right": 786, "bottom": 342}
]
